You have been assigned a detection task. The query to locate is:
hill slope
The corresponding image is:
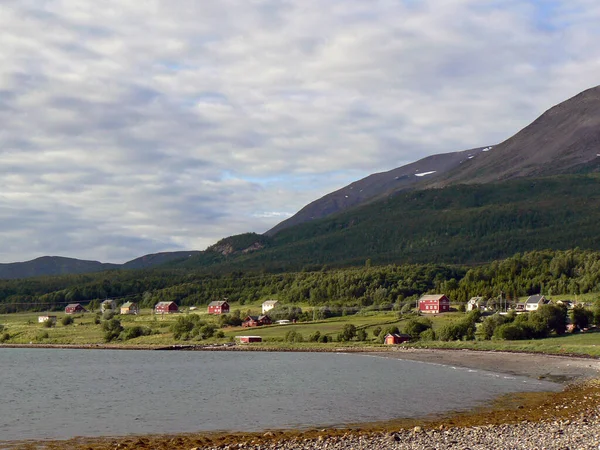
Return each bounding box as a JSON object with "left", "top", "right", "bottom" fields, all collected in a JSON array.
[{"left": 0, "top": 256, "right": 119, "bottom": 280}]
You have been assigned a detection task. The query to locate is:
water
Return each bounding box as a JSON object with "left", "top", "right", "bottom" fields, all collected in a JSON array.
[{"left": 0, "top": 349, "right": 560, "bottom": 442}]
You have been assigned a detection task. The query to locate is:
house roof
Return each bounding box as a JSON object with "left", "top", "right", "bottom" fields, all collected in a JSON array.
[
  {"left": 156, "top": 301, "right": 176, "bottom": 307},
  {"left": 262, "top": 300, "right": 278, "bottom": 306},
  {"left": 258, "top": 315, "right": 270, "bottom": 321},
  {"left": 469, "top": 296, "right": 484, "bottom": 303},
  {"left": 526, "top": 295, "right": 546, "bottom": 304},
  {"left": 121, "top": 301, "right": 135, "bottom": 308},
  {"left": 208, "top": 300, "right": 228, "bottom": 307},
  {"left": 419, "top": 294, "right": 447, "bottom": 302},
  {"left": 66, "top": 303, "right": 81, "bottom": 308},
  {"left": 385, "top": 333, "right": 411, "bottom": 338},
  {"left": 101, "top": 299, "right": 115, "bottom": 304}
]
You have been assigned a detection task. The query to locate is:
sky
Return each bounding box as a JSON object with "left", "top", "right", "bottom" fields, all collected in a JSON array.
[{"left": 1, "top": 0, "right": 600, "bottom": 263}]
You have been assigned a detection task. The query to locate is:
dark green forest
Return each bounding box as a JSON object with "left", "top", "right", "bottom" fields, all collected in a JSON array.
[{"left": 2, "top": 249, "right": 600, "bottom": 313}]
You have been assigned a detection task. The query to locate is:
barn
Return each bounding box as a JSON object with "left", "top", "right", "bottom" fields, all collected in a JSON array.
[
  {"left": 237, "top": 336, "right": 262, "bottom": 343},
  {"left": 65, "top": 303, "right": 85, "bottom": 314},
  {"left": 418, "top": 294, "right": 450, "bottom": 314},
  {"left": 384, "top": 333, "right": 411, "bottom": 345},
  {"left": 155, "top": 301, "right": 178, "bottom": 314},
  {"left": 208, "top": 300, "right": 230, "bottom": 315}
]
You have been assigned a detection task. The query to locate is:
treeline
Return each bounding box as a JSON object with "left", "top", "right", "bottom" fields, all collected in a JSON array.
[{"left": 2, "top": 249, "right": 600, "bottom": 313}]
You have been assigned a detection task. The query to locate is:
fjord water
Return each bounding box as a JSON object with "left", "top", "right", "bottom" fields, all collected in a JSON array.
[{"left": 0, "top": 349, "right": 559, "bottom": 442}]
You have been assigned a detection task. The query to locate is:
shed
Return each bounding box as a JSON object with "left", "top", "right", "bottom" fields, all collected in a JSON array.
[
  {"left": 384, "top": 333, "right": 411, "bottom": 345},
  {"left": 208, "top": 300, "right": 230, "bottom": 315},
  {"left": 236, "top": 336, "right": 262, "bottom": 343},
  {"left": 262, "top": 300, "right": 279, "bottom": 314},
  {"left": 38, "top": 315, "right": 57, "bottom": 324},
  {"left": 120, "top": 301, "right": 139, "bottom": 315},
  {"left": 418, "top": 295, "right": 450, "bottom": 314},
  {"left": 65, "top": 303, "right": 85, "bottom": 314},
  {"left": 155, "top": 301, "right": 178, "bottom": 314}
]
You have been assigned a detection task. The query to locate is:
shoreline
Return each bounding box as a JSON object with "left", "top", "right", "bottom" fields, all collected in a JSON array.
[{"left": 3, "top": 346, "right": 600, "bottom": 449}]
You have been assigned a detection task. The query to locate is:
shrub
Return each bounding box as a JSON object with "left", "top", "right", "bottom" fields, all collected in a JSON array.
[
  {"left": 215, "top": 330, "right": 225, "bottom": 339},
  {"left": 36, "top": 331, "right": 49, "bottom": 340},
  {"left": 199, "top": 324, "right": 217, "bottom": 340},
  {"left": 309, "top": 331, "right": 321, "bottom": 342},
  {"left": 285, "top": 330, "right": 304, "bottom": 343},
  {"left": 42, "top": 319, "right": 55, "bottom": 328},
  {"left": 0, "top": 332, "right": 10, "bottom": 343},
  {"left": 171, "top": 315, "right": 204, "bottom": 340},
  {"left": 493, "top": 323, "right": 528, "bottom": 340},
  {"left": 419, "top": 328, "right": 436, "bottom": 341},
  {"left": 318, "top": 334, "right": 330, "bottom": 343},
  {"left": 102, "top": 318, "right": 123, "bottom": 342},
  {"left": 437, "top": 321, "right": 475, "bottom": 341},
  {"left": 61, "top": 316, "right": 74, "bottom": 326},
  {"left": 102, "top": 311, "right": 116, "bottom": 321},
  {"left": 403, "top": 318, "right": 432, "bottom": 340},
  {"left": 120, "top": 326, "right": 152, "bottom": 341},
  {"left": 372, "top": 326, "right": 382, "bottom": 338},
  {"left": 356, "top": 329, "right": 368, "bottom": 341},
  {"left": 478, "top": 314, "right": 506, "bottom": 340},
  {"left": 339, "top": 324, "right": 357, "bottom": 342}
]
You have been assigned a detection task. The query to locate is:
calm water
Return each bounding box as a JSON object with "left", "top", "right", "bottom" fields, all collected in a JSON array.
[{"left": 0, "top": 349, "right": 560, "bottom": 442}]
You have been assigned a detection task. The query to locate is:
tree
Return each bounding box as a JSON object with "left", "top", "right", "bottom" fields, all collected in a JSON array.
[
  {"left": 61, "top": 316, "right": 74, "bottom": 326},
  {"left": 535, "top": 304, "right": 567, "bottom": 335},
  {"left": 372, "top": 326, "right": 382, "bottom": 338},
  {"left": 403, "top": 318, "right": 432, "bottom": 340},
  {"left": 570, "top": 306, "right": 593, "bottom": 331}
]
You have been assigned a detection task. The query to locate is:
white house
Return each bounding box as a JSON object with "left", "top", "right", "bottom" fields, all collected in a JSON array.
[
  {"left": 525, "top": 295, "right": 549, "bottom": 311},
  {"left": 467, "top": 296, "right": 485, "bottom": 311},
  {"left": 262, "top": 300, "right": 279, "bottom": 314}
]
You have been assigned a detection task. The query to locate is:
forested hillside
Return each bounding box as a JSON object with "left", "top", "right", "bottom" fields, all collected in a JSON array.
[{"left": 1, "top": 249, "right": 599, "bottom": 313}]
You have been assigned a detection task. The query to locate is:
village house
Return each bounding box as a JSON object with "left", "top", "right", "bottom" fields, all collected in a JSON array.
[
  {"left": 38, "top": 315, "right": 57, "bottom": 324},
  {"left": 236, "top": 335, "right": 262, "bottom": 343},
  {"left": 242, "top": 315, "right": 272, "bottom": 327},
  {"left": 120, "top": 301, "right": 139, "bottom": 315},
  {"left": 418, "top": 294, "right": 450, "bottom": 314},
  {"left": 384, "top": 333, "right": 411, "bottom": 345},
  {"left": 100, "top": 299, "right": 116, "bottom": 313},
  {"left": 155, "top": 301, "right": 178, "bottom": 314},
  {"left": 261, "top": 300, "right": 279, "bottom": 314},
  {"left": 65, "top": 303, "right": 85, "bottom": 314},
  {"left": 525, "top": 295, "right": 549, "bottom": 311},
  {"left": 467, "top": 296, "right": 485, "bottom": 311},
  {"left": 208, "top": 300, "right": 230, "bottom": 315}
]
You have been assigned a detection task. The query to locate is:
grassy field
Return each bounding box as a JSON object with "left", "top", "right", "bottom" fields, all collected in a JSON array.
[{"left": 1, "top": 303, "right": 600, "bottom": 357}]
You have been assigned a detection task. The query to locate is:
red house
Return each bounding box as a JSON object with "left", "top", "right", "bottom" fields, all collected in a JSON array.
[
  {"left": 384, "top": 333, "right": 411, "bottom": 345},
  {"left": 208, "top": 300, "right": 230, "bottom": 315},
  {"left": 155, "top": 301, "right": 178, "bottom": 314},
  {"left": 418, "top": 294, "right": 450, "bottom": 314},
  {"left": 65, "top": 303, "right": 85, "bottom": 314},
  {"left": 242, "top": 315, "right": 272, "bottom": 327}
]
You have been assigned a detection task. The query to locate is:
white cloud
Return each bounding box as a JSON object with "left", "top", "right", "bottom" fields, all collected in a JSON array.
[{"left": 0, "top": 0, "right": 599, "bottom": 262}]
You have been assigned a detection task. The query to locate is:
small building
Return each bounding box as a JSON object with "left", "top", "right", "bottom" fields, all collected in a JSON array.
[
  {"left": 242, "top": 315, "right": 272, "bottom": 327},
  {"left": 100, "top": 299, "right": 116, "bottom": 313},
  {"left": 467, "top": 296, "right": 485, "bottom": 311},
  {"left": 120, "top": 301, "right": 139, "bottom": 315},
  {"left": 155, "top": 301, "right": 178, "bottom": 314},
  {"left": 515, "top": 303, "right": 526, "bottom": 311},
  {"left": 38, "top": 315, "right": 57, "bottom": 324},
  {"left": 418, "top": 294, "right": 450, "bottom": 314},
  {"left": 236, "top": 335, "right": 262, "bottom": 344},
  {"left": 525, "top": 295, "right": 549, "bottom": 312},
  {"left": 65, "top": 303, "right": 85, "bottom": 314},
  {"left": 208, "top": 300, "right": 230, "bottom": 315},
  {"left": 262, "top": 300, "right": 279, "bottom": 314},
  {"left": 384, "top": 333, "right": 411, "bottom": 345}
]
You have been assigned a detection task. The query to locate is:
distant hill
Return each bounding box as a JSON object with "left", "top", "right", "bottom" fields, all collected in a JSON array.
[
  {"left": 0, "top": 256, "right": 119, "bottom": 280},
  {"left": 0, "top": 251, "right": 202, "bottom": 280}
]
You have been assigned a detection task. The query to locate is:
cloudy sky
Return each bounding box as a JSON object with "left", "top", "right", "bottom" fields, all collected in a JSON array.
[{"left": 1, "top": 0, "right": 600, "bottom": 263}]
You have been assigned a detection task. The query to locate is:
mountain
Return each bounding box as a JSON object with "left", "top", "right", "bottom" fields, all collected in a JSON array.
[
  {"left": 122, "top": 251, "right": 202, "bottom": 270},
  {"left": 266, "top": 147, "right": 490, "bottom": 235},
  {"left": 268, "top": 86, "right": 600, "bottom": 235},
  {"left": 0, "top": 256, "right": 119, "bottom": 280},
  {"left": 425, "top": 85, "right": 600, "bottom": 186}
]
